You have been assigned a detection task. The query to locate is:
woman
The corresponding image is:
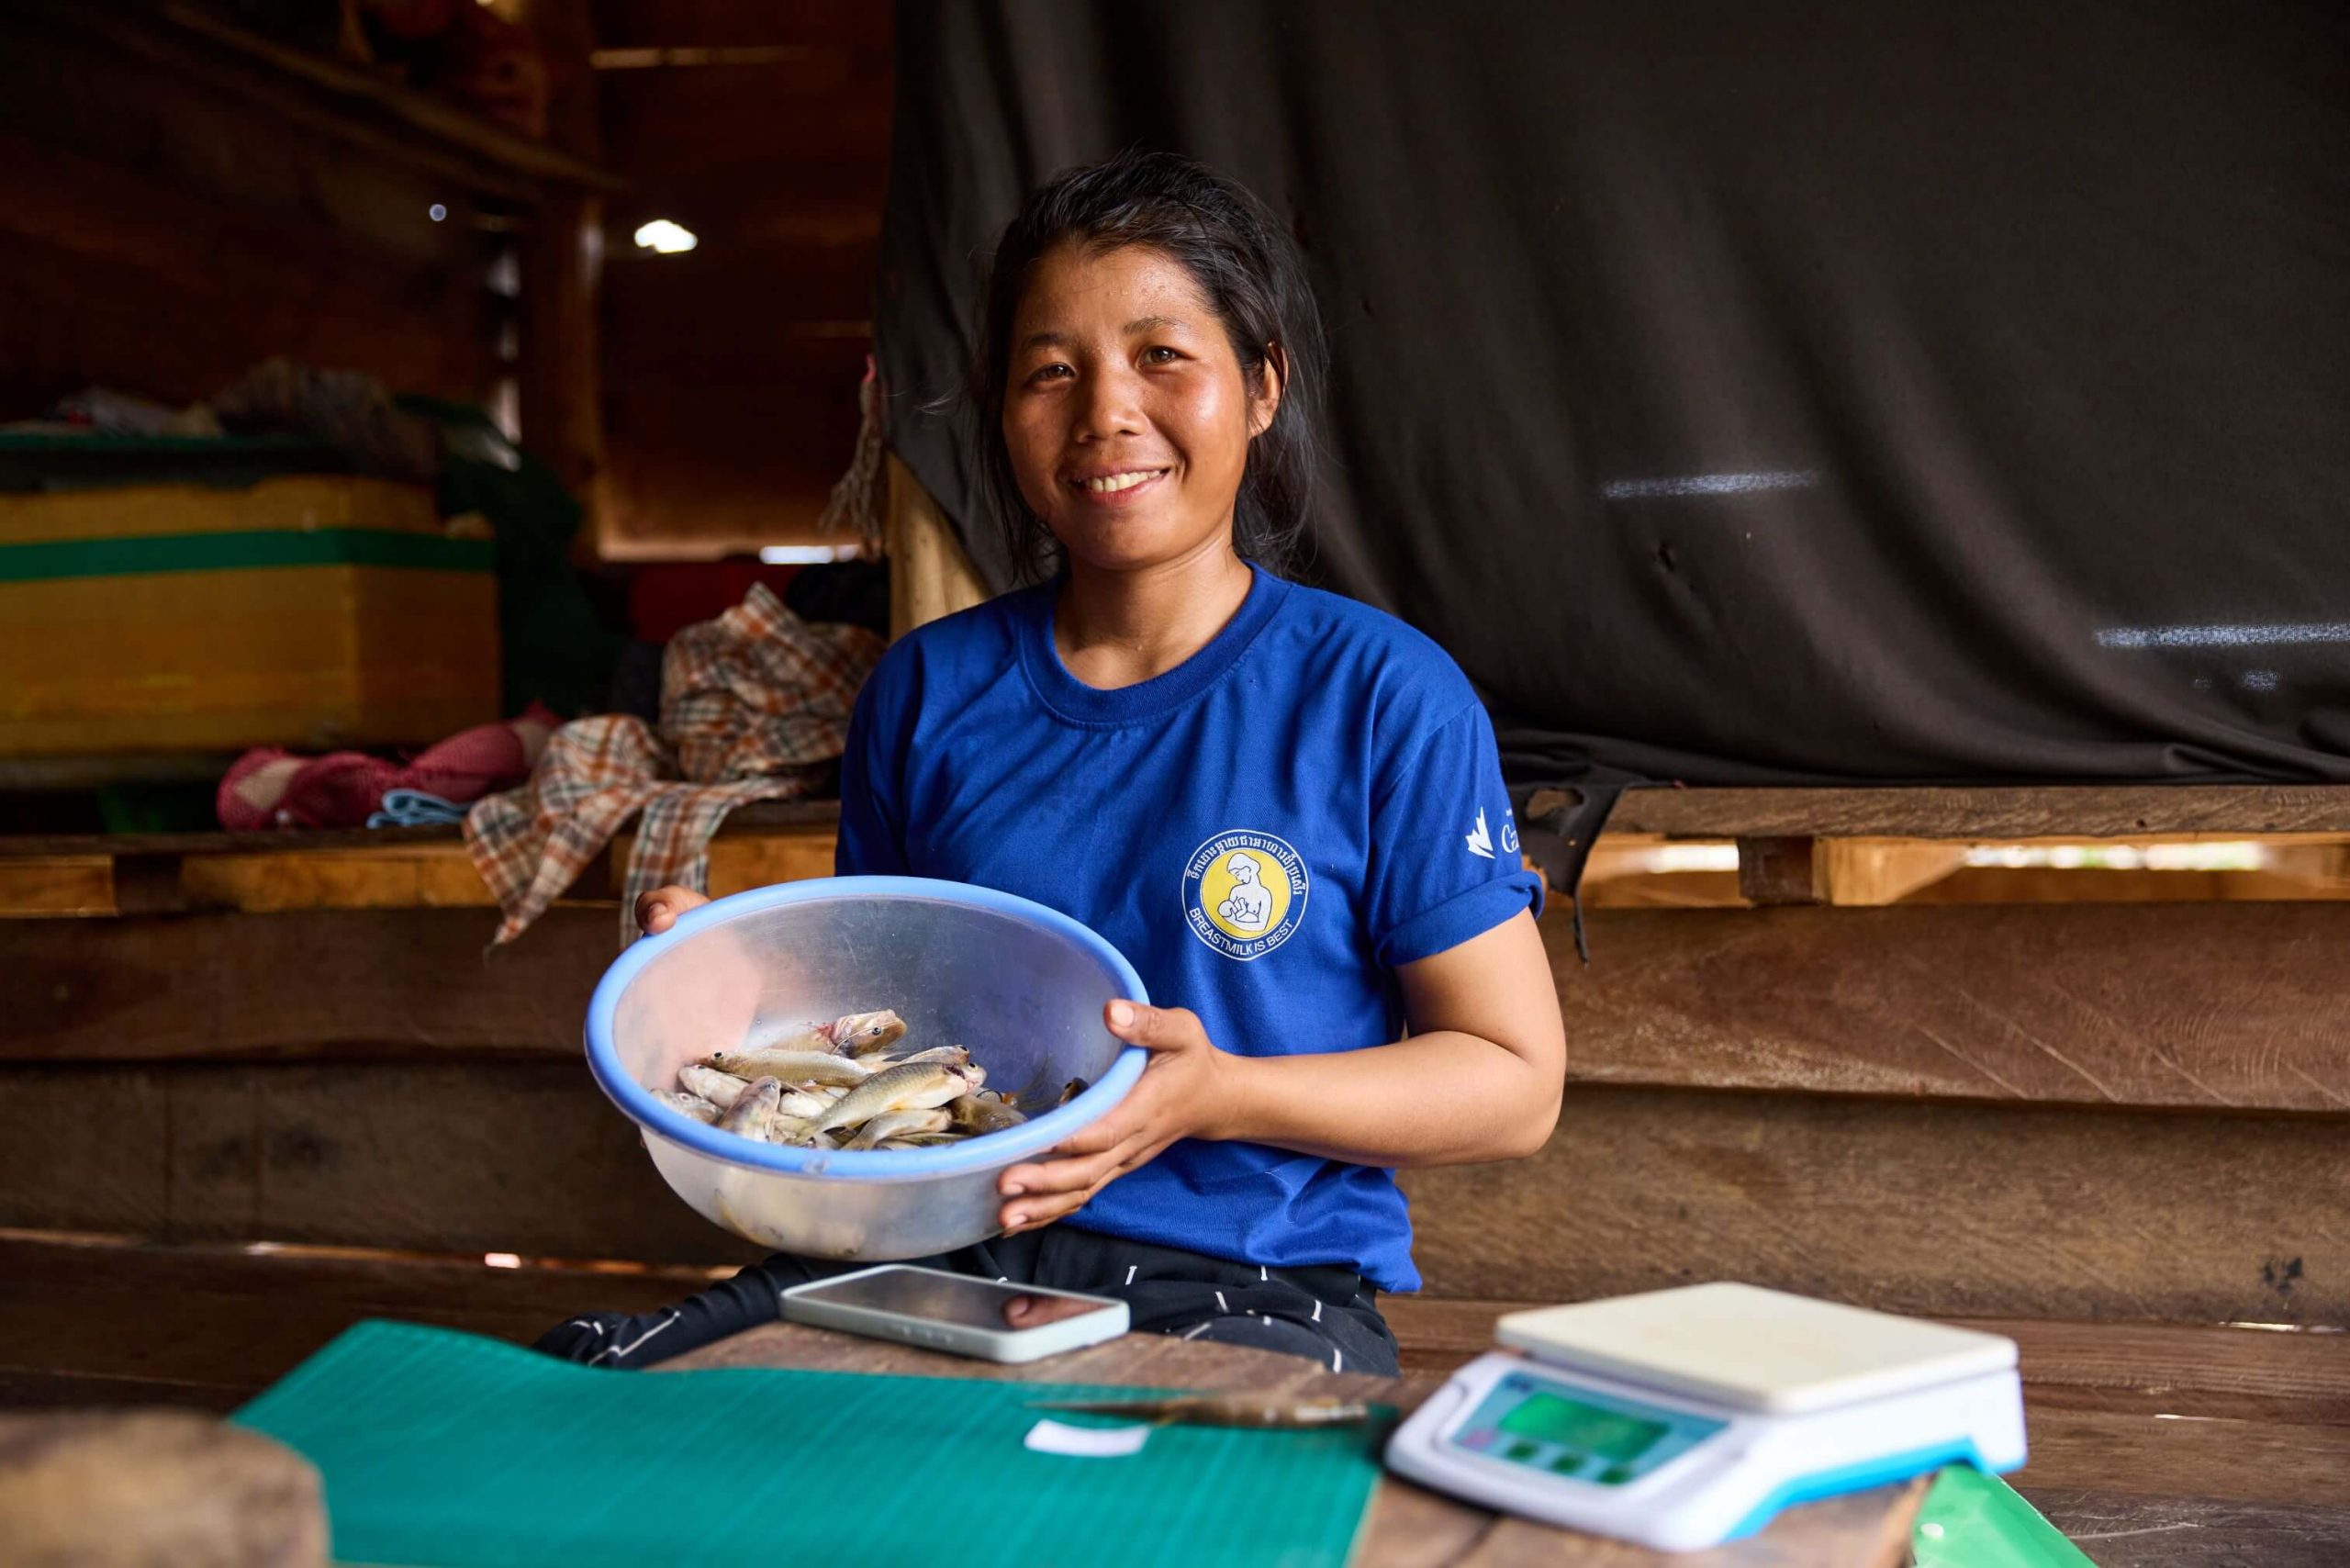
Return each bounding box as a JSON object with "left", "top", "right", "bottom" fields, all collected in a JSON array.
[{"left": 542, "top": 151, "right": 1566, "bottom": 1377}]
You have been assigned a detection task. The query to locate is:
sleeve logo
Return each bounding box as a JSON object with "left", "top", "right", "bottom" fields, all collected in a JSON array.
[
  {"left": 1465, "top": 808, "right": 1494, "bottom": 860},
  {"left": 1182, "top": 830, "right": 1308, "bottom": 960}
]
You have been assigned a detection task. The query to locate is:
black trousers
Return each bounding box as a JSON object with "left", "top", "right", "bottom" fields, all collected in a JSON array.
[{"left": 534, "top": 1225, "right": 1400, "bottom": 1377}]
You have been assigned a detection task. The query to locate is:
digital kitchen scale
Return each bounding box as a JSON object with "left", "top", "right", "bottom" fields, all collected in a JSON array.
[{"left": 1385, "top": 1282, "right": 2025, "bottom": 1552}]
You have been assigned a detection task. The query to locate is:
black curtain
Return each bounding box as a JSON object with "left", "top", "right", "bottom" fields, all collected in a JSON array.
[{"left": 875, "top": 1, "right": 2350, "bottom": 791}]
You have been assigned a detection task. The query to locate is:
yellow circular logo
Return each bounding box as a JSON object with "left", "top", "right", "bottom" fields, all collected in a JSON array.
[{"left": 1183, "top": 831, "right": 1308, "bottom": 960}]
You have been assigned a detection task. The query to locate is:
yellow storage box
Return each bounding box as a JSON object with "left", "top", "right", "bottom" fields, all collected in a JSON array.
[{"left": 0, "top": 475, "right": 499, "bottom": 756}]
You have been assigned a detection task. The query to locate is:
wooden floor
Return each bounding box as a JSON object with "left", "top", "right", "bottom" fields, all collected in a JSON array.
[{"left": 4, "top": 1234, "right": 2344, "bottom": 1565}]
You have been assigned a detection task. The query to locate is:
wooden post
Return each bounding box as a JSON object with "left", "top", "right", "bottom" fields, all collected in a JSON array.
[
  {"left": 1737, "top": 835, "right": 1823, "bottom": 904},
  {"left": 518, "top": 0, "right": 605, "bottom": 545},
  {"left": 883, "top": 453, "right": 988, "bottom": 638}
]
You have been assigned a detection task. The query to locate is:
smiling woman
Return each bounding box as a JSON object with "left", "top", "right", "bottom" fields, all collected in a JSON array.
[{"left": 543, "top": 151, "right": 1563, "bottom": 1379}]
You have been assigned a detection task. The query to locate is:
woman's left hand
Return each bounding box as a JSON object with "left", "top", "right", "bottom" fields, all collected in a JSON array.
[{"left": 996, "top": 1000, "right": 1237, "bottom": 1236}]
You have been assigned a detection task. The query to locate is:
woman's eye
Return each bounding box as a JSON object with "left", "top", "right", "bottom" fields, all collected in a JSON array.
[
  {"left": 1027, "top": 363, "right": 1072, "bottom": 385},
  {"left": 1143, "top": 346, "right": 1181, "bottom": 365}
]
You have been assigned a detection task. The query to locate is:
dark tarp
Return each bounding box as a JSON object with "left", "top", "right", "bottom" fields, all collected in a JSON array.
[{"left": 873, "top": 1, "right": 2350, "bottom": 806}]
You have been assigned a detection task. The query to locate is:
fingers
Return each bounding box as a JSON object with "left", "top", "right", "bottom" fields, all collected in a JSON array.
[
  {"left": 1103, "top": 999, "right": 1209, "bottom": 1052},
  {"left": 998, "top": 1131, "right": 1154, "bottom": 1233},
  {"left": 635, "top": 885, "right": 710, "bottom": 934}
]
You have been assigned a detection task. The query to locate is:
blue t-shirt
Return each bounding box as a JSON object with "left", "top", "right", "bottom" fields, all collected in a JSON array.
[{"left": 834, "top": 565, "right": 1542, "bottom": 1291}]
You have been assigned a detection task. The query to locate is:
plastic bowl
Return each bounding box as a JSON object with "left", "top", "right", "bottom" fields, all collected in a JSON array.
[{"left": 585, "top": 876, "right": 1147, "bottom": 1260}]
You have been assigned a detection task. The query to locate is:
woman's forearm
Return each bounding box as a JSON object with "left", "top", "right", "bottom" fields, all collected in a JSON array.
[{"left": 1208, "top": 1030, "right": 1562, "bottom": 1169}]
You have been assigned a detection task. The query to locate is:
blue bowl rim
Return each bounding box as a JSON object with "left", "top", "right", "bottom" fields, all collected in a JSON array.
[{"left": 584, "top": 875, "right": 1149, "bottom": 1181}]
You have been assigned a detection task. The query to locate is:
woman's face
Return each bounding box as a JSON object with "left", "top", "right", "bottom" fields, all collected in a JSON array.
[{"left": 1003, "top": 241, "right": 1281, "bottom": 576}]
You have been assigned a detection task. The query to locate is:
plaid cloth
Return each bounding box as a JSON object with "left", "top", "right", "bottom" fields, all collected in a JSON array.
[{"left": 465, "top": 586, "right": 882, "bottom": 946}]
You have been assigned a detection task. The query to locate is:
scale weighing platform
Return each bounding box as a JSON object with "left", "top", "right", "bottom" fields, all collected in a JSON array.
[{"left": 1385, "top": 1282, "right": 2026, "bottom": 1552}]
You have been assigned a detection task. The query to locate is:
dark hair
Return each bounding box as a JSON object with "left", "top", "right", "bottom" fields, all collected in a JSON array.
[{"left": 971, "top": 150, "right": 1327, "bottom": 580}]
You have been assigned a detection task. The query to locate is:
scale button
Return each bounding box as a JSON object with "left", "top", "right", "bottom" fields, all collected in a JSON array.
[
  {"left": 1598, "top": 1464, "right": 1637, "bottom": 1486},
  {"left": 1547, "top": 1454, "right": 1583, "bottom": 1476},
  {"left": 1459, "top": 1428, "right": 1498, "bottom": 1451},
  {"left": 1505, "top": 1440, "right": 1542, "bottom": 1462}
]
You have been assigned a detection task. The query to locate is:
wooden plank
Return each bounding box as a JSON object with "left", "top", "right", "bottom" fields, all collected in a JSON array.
[
  {"left": 0, "top": 1062, "right": 766, "bottom": 1267},
  {"left": 1402, "top": 1087, "right": 2350, "bottom": 1325},
  {"left": 1381, "top": 1300, "right": 2350, "bottom": 1422},
  {"left": 1603, "top": 785, "right": 2350, "bottom": 839},
  {"left": 2013, "top": 1405, "right": 2350, "bottom": 1508},
  {"left": 0, "top": 857, "right": 109, "bottom": 918},
  {"left": 0, "top": 1235, "right": 701, "bottom": 1413},
  {"left": 0, "top": 907, "right": 610, "bottom": 1060},
  {"left": 10, "top": 895, "right": 2349, "bottom": 1121},
  {"left": 0, "top": 801, "right": 839, "bottom": 860},
  {"left": 2020, "top": 1491, "right": 2350, "bottom": 1567},
  {"left": 3, "top": 1061, "right": 2341, "bottom": 1320},
  {"left": 1554, "top": 902, "right": 2350, "bottom": 1110}
]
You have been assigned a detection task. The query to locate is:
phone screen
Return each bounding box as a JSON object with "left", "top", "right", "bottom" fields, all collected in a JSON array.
[{"left": 792, "top": 1268, "right": 1114, "bottom": 1332}]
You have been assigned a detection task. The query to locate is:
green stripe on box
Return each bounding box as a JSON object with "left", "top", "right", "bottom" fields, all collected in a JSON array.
[{"left": 0, "top": 530, "right": 495, "bottom": 582}]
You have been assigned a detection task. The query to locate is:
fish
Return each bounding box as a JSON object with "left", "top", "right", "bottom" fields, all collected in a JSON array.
[
  {"left": 1057, "top": 1077, "right": 1091, "bottom": 1106},
  {"left": 841, "top": 1108, "right": 953, "bottom": 1150},
  {"left": 715, "top": 1077, "right": 782, "bottom": 1138},
  {"left": 775, "top": 1086, "right": 833, "bottom": 1119},
  {"left": 653, "top": 1090, "right": 722, "bottom": 1125},
  {"left": 829, "top": 1009, "right": 910, "bottom": 1058},
  {"left": 677, "top": 1064, "right": 752, "bottom": 1110},
  {"left": 810, "top": 1062, "right": 977, "bottom": 1135},
  {"left": 890, "top": 1045, "right": 972, "bottom": 1069},
  {"left": 750, "top": 1024, "right": 837, "bottom": 1054},
  {"left": 702, "top": 1048, "right": 873, "bottom": 1088},
  {"left": 948, "top": 1093, "right": 1027, "bottom": 1136}
]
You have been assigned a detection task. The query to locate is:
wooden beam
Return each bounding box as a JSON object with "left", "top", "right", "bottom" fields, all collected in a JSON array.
[
  {"left": 1401, "top": 1086, "right": 2349, "bottom": 1325},
  {"left": 0, "top": 907, "right": 610, "bottom": 1060},
  {"left": 1604, "top": 785, "right": 2350, "bottom": 840},
  {"left": 1735, "top": 836, "right": 1821, "bottom": 904},
  {"left": 0, "top": 1061, "right": 765, "bottom": 1267},
  {"left": 1552, "top": 902, "right": 2350, "bottom": 1111},
  {"left": 884, "top": 453, "right": 988, "bottom": 637},
  {"left": 1380, "top": 1300, "right": 2350, "bottom": 1422},
  {"left": 10, "top": 898, "right": 2349, "bottom": 1115},
  {"left": 2, "top": 1065, "right": 2340, "bottom": 1321}
]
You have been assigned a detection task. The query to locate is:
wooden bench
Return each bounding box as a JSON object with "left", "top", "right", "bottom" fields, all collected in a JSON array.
[{"left": 4, "top": 785, "right": 2347, "bottom": 1562}]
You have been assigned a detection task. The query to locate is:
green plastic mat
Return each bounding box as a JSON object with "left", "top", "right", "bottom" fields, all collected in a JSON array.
[
  {"left": 1914, "top": 1464, "right": 2100, "bottom": 1567},
  {"left": 233, "top": 1321, "right": 1386, "bottom": 1568}
]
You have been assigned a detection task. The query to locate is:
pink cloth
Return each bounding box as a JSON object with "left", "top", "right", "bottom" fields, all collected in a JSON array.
[{"left": 217, "top": 704, "right": 559, "bottom": 831}]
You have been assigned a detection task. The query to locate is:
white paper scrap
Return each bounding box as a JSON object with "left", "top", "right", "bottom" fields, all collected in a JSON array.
[{"left": 1023, "top": 1417, "right": 1152, "bottom": 1458}]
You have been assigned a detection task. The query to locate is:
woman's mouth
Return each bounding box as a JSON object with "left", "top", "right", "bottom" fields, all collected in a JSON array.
[{"left": 1069, "top": 468, "right": 1169, "bottom": 496}]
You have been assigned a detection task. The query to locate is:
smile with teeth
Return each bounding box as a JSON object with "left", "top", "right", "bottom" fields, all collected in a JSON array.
[{"left": 1075, "top": 469, "right": 1169, "bottom": 493}]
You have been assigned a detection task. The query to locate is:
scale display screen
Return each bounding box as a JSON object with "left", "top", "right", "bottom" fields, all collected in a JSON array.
[
  {"left": 1449, "top": 1371, "right": 1726, "bottom": 1486},
  {"left": 1499, "top": 1394, "right": 1670, "bottom": 1462}
]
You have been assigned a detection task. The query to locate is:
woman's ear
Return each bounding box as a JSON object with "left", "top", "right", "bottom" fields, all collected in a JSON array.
[{"left": 1248, "top": 342, "right": 1288, "bottom": 438}]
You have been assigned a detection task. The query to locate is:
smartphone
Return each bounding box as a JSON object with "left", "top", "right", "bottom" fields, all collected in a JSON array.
[{"left": 779, "top": 1264, "right": 1131, "bottom": 1363}]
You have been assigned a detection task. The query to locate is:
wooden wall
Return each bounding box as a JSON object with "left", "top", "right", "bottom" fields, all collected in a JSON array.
[
  {"left": 590, "top": 0, "right": 892, "bottom": 557},
  {"left": 0, "top": 10, "right": 504, "bottom": 420}
]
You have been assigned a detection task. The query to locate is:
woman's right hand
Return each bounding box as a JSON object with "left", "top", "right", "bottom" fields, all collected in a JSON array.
[{"left": 635, "top": 885, "right": 710, "bottom": 934}]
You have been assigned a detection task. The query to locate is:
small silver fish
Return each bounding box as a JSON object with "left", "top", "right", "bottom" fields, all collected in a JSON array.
[
  {"left": 830, "top": 1009, "right": 909, "bottom": 1058},
  {"left": 703, "top": 1048, "right": 872, "bottom": 1088},
  {"left": 715, "top": 1077, "right": 782, "bottom": 1138},
  {"left": 811, "top": 1062, "right": 976, "bottom": 1135},
  {"left": 678, "top": 1064, "right": 751, "bottom": 1110},
  {"left": 654, "top": 1090, "right": 722, "bottom": 1125},
  {"left": 842, "top": 1107, "right": 953, "bottom": 1150},
  {"left": 890, "top": 1045, "right": 971, "bottom": 1069},
  {"left": 948, "top": 1093, "right": 1026, "bottom": 1136},
  {"left": 775, "top": 1086, "right": 832, "bottom": 1119}
]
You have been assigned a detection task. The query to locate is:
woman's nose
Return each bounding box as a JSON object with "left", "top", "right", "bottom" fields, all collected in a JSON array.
[{"left": 1072, "top": 364, "right": 1145, "bottom": 441}]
